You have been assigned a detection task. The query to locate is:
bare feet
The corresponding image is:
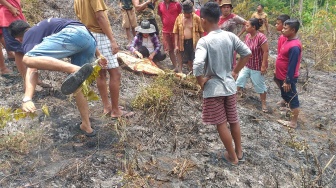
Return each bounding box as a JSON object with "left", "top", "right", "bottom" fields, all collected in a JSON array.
[
  {"left": 103, "top": 106, "right": 125, "bottom": 116},
  {"left": 277, "top": 120, "right": 297, "bottom": 128},
  {"left": 222, "top": 151, "right": 238, "bottom": 165},
  {"left": 111, "top": 110, "right": 135, "bottom": 119}
]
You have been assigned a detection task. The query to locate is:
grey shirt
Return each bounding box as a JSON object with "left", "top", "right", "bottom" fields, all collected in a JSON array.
[{"left": 193, "top": 29, "right": 251, "bottom": 98}]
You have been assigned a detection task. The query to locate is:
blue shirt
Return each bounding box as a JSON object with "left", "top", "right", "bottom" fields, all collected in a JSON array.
[{"left": 22, "top": 18, "right": 84, "bottom": 53}]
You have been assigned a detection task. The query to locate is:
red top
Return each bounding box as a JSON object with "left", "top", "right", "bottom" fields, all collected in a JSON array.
[
  {"left": 244, "top": 32, "right": 268, "bottom": 71},
  {"left": 0, "top": 0, "right": 25, "bottom": 27},
  {"left": 276, "top": 39, "right": 302, "bottom": 80},
  {"left": 277, "top": 35, "right": 287, "bottom": 53},
  {"left": 195, "top": 9, "right": 208, "bottom": 36},
  {"left": 158, "top": 1, "right": 181, "bottom": 33}
]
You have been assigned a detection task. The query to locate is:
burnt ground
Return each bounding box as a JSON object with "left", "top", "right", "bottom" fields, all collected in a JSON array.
[{"left": 0, "top": 0, "right": 336, "bottom": 187}]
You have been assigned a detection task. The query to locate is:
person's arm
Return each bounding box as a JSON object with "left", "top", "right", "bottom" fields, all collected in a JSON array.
[
  {"left": 173, "top": 17, "right": 180, "bottom": 54},
  {"left": 236, "top": 16, "right": 247, "bottom": 37},
  {"left": 265, "top": 15, "right": 269, "bottom": 35},
  {"left": 95, "top": 48, "right": 108, "bottom": 68},
  {"left": 260, "top": 41, "right": 269, "bottom": 75},
  {"left": 132, "top": 0, "right": 151, "bottom": 12},
  {"left": 193, "top": 39, "right": 210, "bottom": 90},
  {"left": 94, "top": 10, "right": 119, "bottom": 54},
  {"left": 149, "top": 34, "right": 160, "bottom": 59},
  {"left": 282, "top": 46, "right": 300, "bottom": 92},
  {"left": 129, "top": 36, "right": 143, "bottom": 58},
  {"left": 21, "top": 66, "right": 38, "bottom": 112},
  {"left": 0, "top": 0, "right": 19, "bottom": 16},
  {"left": 232, "top": 34, "right": 252, "bottom": 79},
  {"left": 198, "top": 17, "right": 204, "bottom": 36}
]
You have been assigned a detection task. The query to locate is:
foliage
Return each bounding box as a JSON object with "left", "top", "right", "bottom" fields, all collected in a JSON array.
[
  {"left": 132, "top": 72, "right": 200, "bottom": 117},
  {"left": 132, "top": 74, "right": 175, "bottom": 115},
  {"left": 80, "top": 63, "right": 101, "bottom": 101},
  {"left": 0, "top": 105, "right": 49, "bottom": 129},
  {"left": 300, "top": 8, "right": 336, "bottom": 71}
]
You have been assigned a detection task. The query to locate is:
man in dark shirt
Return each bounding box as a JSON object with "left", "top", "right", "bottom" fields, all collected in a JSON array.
[{"left": 9, "top": 18, "right": 107, "bottom": 137}]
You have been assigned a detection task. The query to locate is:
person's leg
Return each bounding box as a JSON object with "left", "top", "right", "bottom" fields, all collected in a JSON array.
[
  {"left": 236, "top": 67, "right": 249, "bottom": 97},
  {"left": 217, "top": 122, "right": 238, "bottom": 164},
  {"left": 74, "top": 90, "right": 94, "bottom": 134},
  {"left": 250, "top": 69, "right": 267, "bottom": 111},
  {"left": 96, "top": 69, "right": 112, "bottom": 114},
  {"left": 163, "top": 33, "right": 177, "bottom": 68},
  {"left": 0, "top": 45, "right": 12, "bottom": 74},
  {"left": 224, "top": 94, "right": 243, "bottom": 160},
  {"left": 153, "top": 51, "right": 166, "bottom": 63},
  {"left": 23, "top": 55, "right": 80, "bottom": 73},
  {"left": 108, "top": 67, "right": 124, "bottom": 118},
  {"left": 0, "top": 34, "right": 15, "bottom": 60},
  {"left": 125, "top": 28, "right": 132, "bottom": 44}
]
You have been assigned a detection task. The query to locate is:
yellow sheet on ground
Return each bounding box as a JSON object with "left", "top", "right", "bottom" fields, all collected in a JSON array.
[{"left": 117, "top": 51, "right": 165, "bottom": 75}]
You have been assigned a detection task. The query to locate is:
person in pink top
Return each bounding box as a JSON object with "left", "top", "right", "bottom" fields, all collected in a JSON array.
[
  {"left": 236, "top": 18, "right": 269, "bottom": 112},
  {"left": 158, "top": 0, "right": 181, "bottom": 71},
  {"left": 274, "top": 14, "right": 290, "bottom": 107},
  {"left": 0, "top": 0, "right": 26, "bottom": 80}
]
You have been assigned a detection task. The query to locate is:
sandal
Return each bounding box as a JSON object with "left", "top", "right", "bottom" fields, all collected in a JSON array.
[{"left": 75, "top": 122, "right": 97, "bottom": 137}]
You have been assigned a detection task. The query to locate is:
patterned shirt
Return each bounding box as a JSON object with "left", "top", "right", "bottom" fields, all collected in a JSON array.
[
  {"left": 129, "top": 34, "right": 161, "bottom": 54},
  {"left": 251, "top": 11, "right": 268, "bottom": 32},
  {"left": 136, "top": 0, "right": 155, "bottom": 21},
  {"left": 120, "top": 0, "right": 133, "bottom": 10},
  {"left": 244, "top": 32, "right": 267, "bottom": 71},
  {"left": 218, "top": 13, "right": 246, "bottom": 34},
  {"left": 173, "top": 13, "right": 204, "bottom": 51}
]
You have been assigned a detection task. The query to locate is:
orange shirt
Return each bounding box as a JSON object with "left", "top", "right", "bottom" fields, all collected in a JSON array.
[
  {"left": 173, "top": 13, "right": 203, "bottom": 51},
  {"left": 74, "top": 0, "right": 109, "bottom": 33}
]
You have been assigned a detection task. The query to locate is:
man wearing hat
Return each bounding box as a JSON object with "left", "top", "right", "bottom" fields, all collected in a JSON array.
[
  {"left": 218, "top": 0, "right": 247, "bottom": 37},
  {"left": 130, "top": 20, "right": 166, "bottom": 63},
  {"left": 173, "top": 0, "right": 203, "bottom": 73},
  {"left": 132, "top": 0, "right": 160, "bottom": 36}
]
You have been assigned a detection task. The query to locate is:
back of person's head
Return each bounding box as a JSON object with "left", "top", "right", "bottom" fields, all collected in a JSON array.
[
  {"left": 249, "top": 18, "right": 263, "bottom": 31},
  {"left": 277, "top": 14, "right": 290, "bottom": 24},
  {"left": 200, "top": 2, "right": 220, "bottom": 23},
  {"left": 138, "top": 46, "right": 150, "bottom": 58},
  {"left": 8, "top": 20, "right": 30, "bottom": 38},
  {"left": 284, "top": 18, "right": 300, "bottom": 33}
]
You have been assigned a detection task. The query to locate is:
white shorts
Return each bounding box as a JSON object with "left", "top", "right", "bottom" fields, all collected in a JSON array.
[{"left": 92, "top": 32, "right": 119, "bottom": 69}]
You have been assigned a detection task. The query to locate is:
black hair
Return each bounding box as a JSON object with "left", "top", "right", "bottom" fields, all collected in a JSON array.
[
  {"left": 138, "top": 46, "right": 150, "bottom": 58},
  {"left": 200, "top": 2, "right": 220, "bottom": 23},
  {"left": 249, "top": 18, "right": 263, "bottom": 31},
  {"left": 137, "top": 33, "right": 155, "bottom": 38},
  {"left": 8, "top": 20, "right": 30, "bottom": 38},
  {"left": 258, "top": 4, "right": 264, "bottom": 9},
  {"left": 284, "top": 18, "right": 300, "bottom": 33},
  {"left": 277, "top": 14, "right": 290, "bottom": 24}
]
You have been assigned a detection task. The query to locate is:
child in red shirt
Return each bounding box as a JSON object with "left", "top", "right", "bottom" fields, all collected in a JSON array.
[{"left": 274, "top": 14, "right": 290, "bottom": 107}]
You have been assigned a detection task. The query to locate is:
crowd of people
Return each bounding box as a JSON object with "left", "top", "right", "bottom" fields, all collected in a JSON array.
[{"left": 1, "top": 0, "right": 302, "bottom": 165}]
